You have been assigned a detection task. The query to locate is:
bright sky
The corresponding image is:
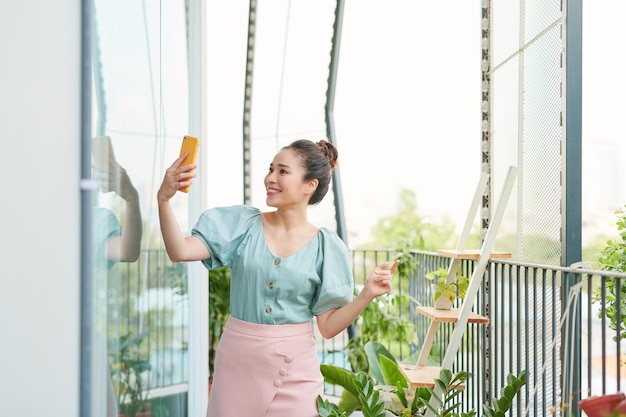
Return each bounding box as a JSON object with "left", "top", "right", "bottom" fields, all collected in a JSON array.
[
  {"left": 98, "top": 0, "right": 626, "bottom": 248},
  {"left": 205, "top": 1, "right": 482, "bottom": 246}
]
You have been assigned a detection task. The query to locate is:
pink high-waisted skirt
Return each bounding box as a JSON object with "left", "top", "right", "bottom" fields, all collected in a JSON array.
[{"left": 206, "top": 317, "right": 324, "bottom": 417}]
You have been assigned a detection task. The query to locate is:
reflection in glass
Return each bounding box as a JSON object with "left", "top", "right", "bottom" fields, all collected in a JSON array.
[
  {"left": 92, "top": 135, "right": 142, "bottom": 266},
  {"left": 91, "top": 1, "right": 191, "bottom": 416},
  {"left": 92, "top": 136, "right": 143, "bottom": 416}
]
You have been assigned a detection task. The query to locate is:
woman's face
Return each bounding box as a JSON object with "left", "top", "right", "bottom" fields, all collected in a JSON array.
[{"left": 264, "top": 149, "right": 315, "bottom": 208}]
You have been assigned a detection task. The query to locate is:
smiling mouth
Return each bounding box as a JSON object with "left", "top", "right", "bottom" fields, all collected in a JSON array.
[{"left": 266, "top": 188, "right": 281, "bottom": 196}]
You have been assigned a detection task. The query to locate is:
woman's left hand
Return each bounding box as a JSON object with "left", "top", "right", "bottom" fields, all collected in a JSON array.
[
  {"left": 316, "top": 260, "right": 401, "bottom": 339},
  {"left": 362, "top": 260, "right": 399, "bottom": 301}
]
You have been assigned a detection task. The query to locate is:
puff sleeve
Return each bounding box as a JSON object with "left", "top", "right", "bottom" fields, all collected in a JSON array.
[
  {"left": 310, "top": 228, "right": 355, "bottom": 315},
  {"left": 191, "top": 205, "right": 261, "bottom": 270},
  {"left": 93, "top": 207, "right": 122, "bottom": 271}
]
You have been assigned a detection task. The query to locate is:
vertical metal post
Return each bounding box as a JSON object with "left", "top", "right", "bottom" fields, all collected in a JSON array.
[
  {"left": 562, "top": 0, "right": 583, "bottom": 267},
  {"left": 242, "top": 0, "right": 257, "bottom": 206},
  {"left": 326, "top": 0, "right": 355, "bottom": 341},
  {"left": 80, "top": 0, "right": 94, "bottom": 416},
  {"left": 325, "top": 0, "right": 348, "bottom": 241},
  {"left": 562, "top": 0, "right": 583, "bottom": 414},
  {"left": 480, "top": 0, "right": 492, "bottom": 406}
]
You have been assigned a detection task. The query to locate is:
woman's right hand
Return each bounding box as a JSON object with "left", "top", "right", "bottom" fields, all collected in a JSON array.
[{"left": 157, "top": 152, "right": 197, "bottom": 203}]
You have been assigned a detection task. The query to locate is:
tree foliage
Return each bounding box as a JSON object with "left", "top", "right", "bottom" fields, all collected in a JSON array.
[
  {"left": 595, "top": 205, "right": 626, "bottom": 341},
  {"left": 363, "top": 189, "right": 475, "bottom": 251}
]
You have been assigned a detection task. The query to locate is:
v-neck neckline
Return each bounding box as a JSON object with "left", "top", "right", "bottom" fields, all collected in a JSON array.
[{"left": 260, "top": 216, "right": 320, "bottom": 259}]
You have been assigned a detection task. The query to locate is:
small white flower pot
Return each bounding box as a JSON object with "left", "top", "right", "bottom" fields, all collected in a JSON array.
[
  {"left": 434, "top": 295, "right": 454, "bottom": 310},
  {"left": 432, "top": 284, "right": 454, "bottom": 309}
]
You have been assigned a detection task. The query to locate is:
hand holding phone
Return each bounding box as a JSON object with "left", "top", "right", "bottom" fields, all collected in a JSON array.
[{"left": 179, "top": 135, "right": 199, "bottom": 193}]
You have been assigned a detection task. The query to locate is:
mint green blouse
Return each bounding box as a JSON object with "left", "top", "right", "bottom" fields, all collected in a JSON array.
[{"left": 191, "top": 205, "right": 355, "bottom": 325}]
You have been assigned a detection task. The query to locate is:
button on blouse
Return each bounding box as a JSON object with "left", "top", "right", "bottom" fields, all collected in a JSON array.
[{"left": 191, "top": 205, "right": 354, "bottom": 325}]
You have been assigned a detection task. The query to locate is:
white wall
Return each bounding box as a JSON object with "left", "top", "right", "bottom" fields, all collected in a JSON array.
[{"left": 0, "top": 1, "right": 81, "bottom": 416}]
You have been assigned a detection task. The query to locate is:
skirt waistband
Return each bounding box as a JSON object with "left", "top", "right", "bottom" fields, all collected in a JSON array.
[{"left": 225, "top": 316, "right": 313, "bottom": 338}]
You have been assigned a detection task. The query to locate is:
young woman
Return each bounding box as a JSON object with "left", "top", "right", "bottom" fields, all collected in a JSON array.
[{"left": 157, "top": 139, "right": 398, "bottom": 416}]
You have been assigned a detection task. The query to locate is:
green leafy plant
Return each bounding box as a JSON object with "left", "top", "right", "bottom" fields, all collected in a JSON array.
[
  {"left": 320, "top": 342, "right": 448, "bottom": 416},
  {"left": 318, "top": 369, "right": 390, "bottom": 417},
  {"left": 341, "top": 238, "right": 419, "bottom": 374},
  {"left": 317, "top": 396, "right": 348, "bottom": 417},
  {"left": 320, "top": 361, "right": 470, "bottom": 416},
  {"left": 390, "top": 236, "right": 421, "bottom": 282},
  {"left": 425, "top": 267, "right": 469, "bottom": 308},
  {"left": 481, "top": 370, "right": 527, "bottom": 417},
  {"left": 341, "top": 291, "right": 416, "bottom": 374},
  {"left": 109, "top": 329, "right": 152, "bottom": 417},
  {"left": 355, "top": 372, "right": 391, "bottom": 417},
  {"left": 321, "top": 342, "right": 403, "bottom": 416},
  {"left": 320, "top": 342, "right": 526, "bottom": 417},
  {"left": 419, "top": 369, "right": 474, "bottom": 417},
  {"left": 365, "top": 342, "right": 410, "bottom": 390},
  {"left": 595, "top": 205, "right": 626, "bottom": 341},
  {"left": 208, "top": 266, "right": 231, "bottom": 382}
]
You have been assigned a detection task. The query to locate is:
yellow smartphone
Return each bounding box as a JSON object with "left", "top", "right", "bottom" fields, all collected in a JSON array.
[{"left": 178, "top": 135, "right": 200, "bottom": 193}]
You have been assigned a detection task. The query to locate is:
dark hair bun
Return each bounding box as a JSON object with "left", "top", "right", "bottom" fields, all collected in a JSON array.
[{"left": 317, "top": 140, "right": 338, "bottom": 170}]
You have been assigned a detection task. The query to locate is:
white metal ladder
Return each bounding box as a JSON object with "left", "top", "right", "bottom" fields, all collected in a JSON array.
[{"left": 414, "top": 166, "right": 518, "bottom": 417}]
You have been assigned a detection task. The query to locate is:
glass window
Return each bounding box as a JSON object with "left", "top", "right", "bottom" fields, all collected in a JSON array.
[{"left": 90, "top": 1, "right": 191, "bottom": 416}]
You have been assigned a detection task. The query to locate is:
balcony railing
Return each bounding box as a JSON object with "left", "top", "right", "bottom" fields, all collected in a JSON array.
[
  {"left": 107, "top": 248, "right": 189, "bottom": 403},
  {"left": 318, "top": 249, "right": 626, "bottom": 417},
  {"left": 112, "top": 248, "right": 625, "bottom": 416}
]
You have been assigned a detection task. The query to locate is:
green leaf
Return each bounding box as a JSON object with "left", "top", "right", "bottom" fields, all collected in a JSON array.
[
  {"left": 446, "top": 389, "right": 464, "bottom": 404},
  {"left": 411, "top": 387, "right": 431, "bottom": 411},
  {"left": 439, "top": 369, "right": 453, "bottom": 384},
  {"left": 356, "top": 374, "right": 388, "bottom": 417},
  {"left": 513, "top": 371, "right": 527, "bottom": 390},
  {"left": 395, "top": 382, "right": 408, "bottom": 408},
  {"left": 443, "top": 403, "right": 462, "bottom": 415},
  {"left": 379, "top": 355, "right": 409, "bottom": 388},
  {"left": 364, "top": 341, "right": 397, "bottom": 384},
  {"left": 425, "top": 387, "right": 443, "bottom": 407},
  {"left": 506, "top": 373, "right": 515, "bottom": 386},
  {"left": 316, "top": 395, "right": 346, "bottom": 417},
  {"left": 422, "top": 400, "right": 441, "bottom": 416},
  {"left": 497, "top": 396, "right": 510, "bottom": 411},
  {"left": 434, "top": 379, "right": 447, "bottom": 392},
  {"left": 337, "top": 390, "right": 360, "bottom": 415},
  {"left": 503, "top": 384, "right": 515, "bottom": 399},
  {"left": 320, "top": 364, "right": 360, "bottom": 399},
  {"left": 482, "top": 405, "right": 495, "bottom": 417}
]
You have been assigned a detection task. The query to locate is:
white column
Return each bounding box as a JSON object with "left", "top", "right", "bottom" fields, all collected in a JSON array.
[
  {"left": 0, "top": 1, "right": 82, "bottom": 416},
  {"left": 187, "top": 0, "right": 209, "bottom": 415}
]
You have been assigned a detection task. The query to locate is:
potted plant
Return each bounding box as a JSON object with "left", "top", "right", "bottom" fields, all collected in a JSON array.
[
  {"left": 319, "top": 341, "right": 527, "bottom": 416},
  {"left": 578, "top": 393, "right": 625, "bottom": 417},
  {"left": 109, "top": 329, "right": 153, "bottom": 417},
  {"left": 425, "top": 267, "right": 469, "bottom": 309}
]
